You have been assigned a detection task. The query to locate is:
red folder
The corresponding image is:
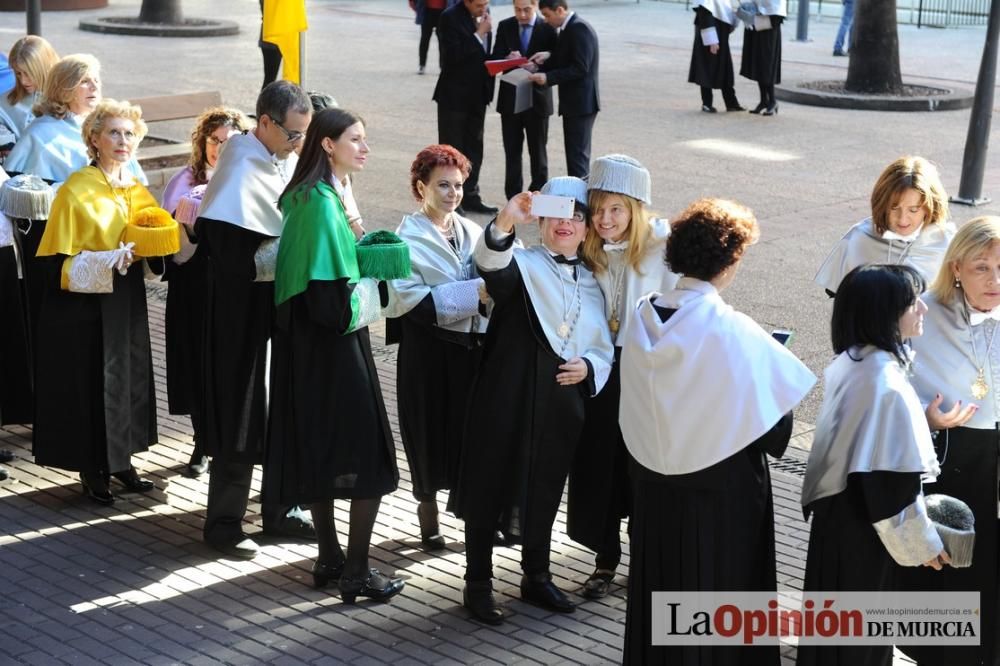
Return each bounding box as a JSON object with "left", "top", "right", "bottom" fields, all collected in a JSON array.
[{"left": 485, "top": 57, "right": 529, "bottom": 77}]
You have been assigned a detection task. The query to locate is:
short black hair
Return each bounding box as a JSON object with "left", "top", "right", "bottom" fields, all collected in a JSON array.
[
  {"left": 538, "top": 0, "right": 569, "bottom": 10},
  {"left": 831, "top": 264, "right": 926, "bottom": 366},
  {"left": 256, "top": 80, "right": 311, "bottom": 124}
]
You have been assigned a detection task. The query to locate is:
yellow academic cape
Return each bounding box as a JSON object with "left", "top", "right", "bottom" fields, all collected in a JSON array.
[
  {"left": 263, "top": 0, "right": 308, "bottom": 84},
  {"left": 36, "top": 166, "right": 158, "bottom": 288}
]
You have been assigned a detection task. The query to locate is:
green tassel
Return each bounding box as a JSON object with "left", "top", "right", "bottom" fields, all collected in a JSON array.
[{"left": 356, "top": 231, "right": 411, "bottom": 280}]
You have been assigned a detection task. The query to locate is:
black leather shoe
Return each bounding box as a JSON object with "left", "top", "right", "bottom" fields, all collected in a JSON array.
[
  {"left": 312, "top": 556, "right": 347, "bottom": 588},
  {"left": 112, "top": 467, "right": 154, "bottom": 493},
  {"left": 339, "top": 568, "right": 405, "bottom": 604},
  {"left": 206, "top": 534, "right": 259, "bottom": 560},
  {"left": 749, "top": 102, "right": 767, "bottom": 114},
  {"left": 463, "top": 200, "right": 499, "bottom": 215},
  {"left": 263, "top": 508, "right": 317, "bottom": 540},
  {"left": 0, "top": 449, "right": 14, "bottom": 463},
  {"left": 186, "top": 454, "right": 209, "bottom": 478},
  {"left": 701, "top": 104, "right": 717, "bottom": 113},
  {"left": 760, "top": 103, "right": 779, "bottom": 116},
  {"left": 464, "top": 580, "right": 504, "bottom": 625},
  {"left": 417, "top": 500, "right": 446, "bottom": 551},
  {"left": 81, "top": 472, "right": 115, "bottom": 505},
  {"left": 582, "top": 570, "right": 615, "bottom": 599},
  {"left": 726, "top": 103, "right": 747, "bottom": 112},
  {"left": 520, "top": 574, "right": 575, "bottom": 613}
]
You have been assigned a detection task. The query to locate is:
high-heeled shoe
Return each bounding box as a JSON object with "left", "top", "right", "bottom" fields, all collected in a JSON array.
[
  {"left": 339, "top": 568, "right": 405, "bottom": 604},
  {"left": 749, "top": 101, "right": 768, "bottom": 114},
  {"left": 760, "top": 103, "right": 779, "bottom": 116},
  {"left": 111, "top": 467, "right": 154, "bottom": 493},
  {"left": 80, "top": 472, "right": 115, "bottom": 505},
  {"left": 312, "top": 556, "right": 347, "bottom": 588},
  {"left": 417, "top": 500, "right": 446, "bottom": 550}
]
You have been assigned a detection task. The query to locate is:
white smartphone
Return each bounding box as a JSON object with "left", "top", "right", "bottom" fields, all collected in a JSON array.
[
  {"left": 771, "top": 329, "right": 794, "bottom": 346},
  {"left": 531, "top": 194, "right": 575, "bottom": 220}
]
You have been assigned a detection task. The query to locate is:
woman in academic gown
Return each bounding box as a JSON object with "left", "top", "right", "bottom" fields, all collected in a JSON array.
[
  {"left": 570, "top": 154, "right": 679, "bottom": 600},
  {"left": 386, "top": 144, "right": 487, "bottom": 550},
  {"left": 815, "top": 156, "right": 955, "bottom": 297},
  {"left": 740, "top": 0, "right": 786, "bottom": 115},
  {"left": 33, "top": 99, "right": 158, "bottom": 505},
  {"left": 4, "top": 54, "right": 145, "bottom": 185},
  {"left": 799, "top": 264, "right": 949, "bottom": 666},
  {"left": 268, "top": 107, "right": 403, "bottom": 603},
  {"left": 619, "top": 198, "right": 815, "bottom": 665},
  {"left": 160, "top": 106, "right": 249, "bottom": 477},
  {"left": 688, "top": 0, "right": 743, "bottom": 112},
  {"left": 0, "top": 36, "right": 58, "bottom": 147},
  {"left": 898, "top": 216, "right": 1000, "bottom": 666}
]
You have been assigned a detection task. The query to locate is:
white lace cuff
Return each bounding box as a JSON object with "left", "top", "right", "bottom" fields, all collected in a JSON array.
[
  {"left": 873, "top": 495, "right": 944, "bottom": 567},
  {"left": 253, "top": 238, "right": 279, "bottom": 282},
  {"left": 700, "top": 27, "right": 720, "bottom": 46},
  {"left": 65, "top": 251, "right": 115, "bottom": 293},
  {"left": 432, "top": 278, "right": 484, "bottom": 325},
  {"left": 349, "top": 278, "right": 383, "bottom": 332}
]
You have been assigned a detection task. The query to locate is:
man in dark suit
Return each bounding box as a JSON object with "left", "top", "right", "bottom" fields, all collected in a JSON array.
[
  {"left": 433, "top": 0, "right": 499, "bottom": 214},
  {"left": 491, "top": 0, "right": 557, "bottom": 200},
  {"left": 530, "top": 0, "right": 600, "bottom": 180}
]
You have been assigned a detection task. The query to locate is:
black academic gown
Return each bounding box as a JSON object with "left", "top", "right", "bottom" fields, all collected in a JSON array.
[
  {"left": 267, "top": 279, "right": 398, "bottom": 505},
  {"left": 163, "top": 229, "right": 208, "bottom": 420},
  {"left": 0, "top": 242, "right": 32, "bottom": 424},
  {"left": 897, "top": 426, "right": 1000, "bottom": 666},
  {"left": 394, "top": 294, "right": 483, "bottom": 498},
  {"left": 32, "top": 257, "right": 157, "bottom": 474},
  {"left": 450, "top": 247, "right": 596, "bottom": 543},
  {"left": 198, "top": 218, "right": 273, "bottom": 464},
  {"left": 798, "top": 471, "right": 924, "bottom": 666},
  {"left": 740, "top": 16, "right": 783, "bottom": 84},
  {"left": 624, "top": 305, "right": 789, "bottom": 666},
  {"left": 689, "top": 7, "right": 737, "bottom": 90}
]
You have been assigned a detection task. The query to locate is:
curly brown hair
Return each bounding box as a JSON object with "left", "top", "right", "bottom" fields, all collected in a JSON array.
[
  {"left": 187, "top": 106, "right": 251, "bottom": 185},
  {"left": 666, "top": 198, "right": 760, "bottom": 281},
  {"left": 409, "top": 144, "right": 472, "bottom": 201}
]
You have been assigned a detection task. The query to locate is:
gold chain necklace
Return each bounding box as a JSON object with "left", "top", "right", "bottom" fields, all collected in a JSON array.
[
  {"left": 99, "top": 166, "right": 133, "bottom": 223},
  {"left": 969, "top": 315, "right": 999, "bottom": 400}
]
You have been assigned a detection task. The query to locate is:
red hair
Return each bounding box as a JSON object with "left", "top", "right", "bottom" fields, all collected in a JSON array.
[{"left": 409, "top": 144, "right": 472, "bottom": 201}]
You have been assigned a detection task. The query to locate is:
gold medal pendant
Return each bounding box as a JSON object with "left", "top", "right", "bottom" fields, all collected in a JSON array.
[
  {"left": 972, "top": 368, "right": 990, "bottom": 400},
  {"left": 558, "top": 322, "right": 570, "bottom": 338},
  {"left": 609, "top": 317, "right": 620, "bottom": 335}
]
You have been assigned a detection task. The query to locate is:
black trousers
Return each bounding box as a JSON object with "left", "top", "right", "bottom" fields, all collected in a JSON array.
[
  {"left": 562, "top": 113, "right": 597, "bottom": 180},
  {"left": 204, "top": 458, "right": 290, "bottom": 543},
  {"left": 418, "top": 8, "right": 443, "bottom": 68},
  {"left": 500, "top": 111, "right": 549, "bottom": 200},
  {"left": 438, "top": 105, "right": 487, "bottom": 203},
  {"left": 700, "top": 86, "right": 740, "bottom": 109}
]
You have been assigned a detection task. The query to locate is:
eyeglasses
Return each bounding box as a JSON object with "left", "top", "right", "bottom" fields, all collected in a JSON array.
[
  {"left": 105, "top": 128, "right": 136, "bottom": 142},
  {"left": 206, "top": 136, "right": 229, "bottom": 146},
  {"left": 272, "top": 118, "right": 305, "bottom": 144}
]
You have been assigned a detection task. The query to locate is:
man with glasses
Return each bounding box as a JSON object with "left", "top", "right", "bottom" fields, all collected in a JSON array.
[
  {"left": 452, "top": 177, "right": 613, "bottom": 624},
  {"left": 196, "top": 81, "right": 314, "bottom": 560}
]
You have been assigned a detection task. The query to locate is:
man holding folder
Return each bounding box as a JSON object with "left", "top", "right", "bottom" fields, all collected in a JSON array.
[{"left": 492, "top": 0, "right": 557, "bottom": 200}]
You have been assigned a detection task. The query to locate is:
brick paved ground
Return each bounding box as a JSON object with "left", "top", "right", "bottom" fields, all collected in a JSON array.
[{"left": 0, "top": 284, "right": 828, "bottom": 665}]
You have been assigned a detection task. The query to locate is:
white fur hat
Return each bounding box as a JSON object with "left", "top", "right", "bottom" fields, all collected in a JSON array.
[
  {"left": 589, "top": 154, "right": 652, "bottom": 205},
  {"left": 540, "top": 176, "right": 588, "bottom": 212}
]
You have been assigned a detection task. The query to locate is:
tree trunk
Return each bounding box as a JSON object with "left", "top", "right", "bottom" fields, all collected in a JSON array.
[
  {"left": 845, "top": 0, "right": 903, "bottom": 93},
  {"left": 139, "top": 0, "right": 183, "bottom": 24}
]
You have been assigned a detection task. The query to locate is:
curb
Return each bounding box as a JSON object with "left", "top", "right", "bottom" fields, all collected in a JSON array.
[
  {"left": 79, "top": 17, "right": 240, "bottom": 37},
  {"left": 776, "top": 83, "right": 974, "bottom": 111}
]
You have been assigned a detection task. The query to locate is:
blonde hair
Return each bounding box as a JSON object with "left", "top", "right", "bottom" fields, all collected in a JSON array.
[
  {"left": 188, "top": 106, "right": 251, "bottom": 184},
  {"left": 6, "top": 36, "right": 59, "bottom": 106},
  {"left": 81, "top": 98, "right": 147, "bottom": 162},
  {"left": 870, "top": 156, "right": 949, "bottom": 234},
  {"left": 930, "top": 216, "right": 1000, "bottom": 304},
  {"left": 581, "top": 190, "right": 655, "bottom": 275},
  {"left": 33, "top": 54, "right": 100, "bottom": 119}
]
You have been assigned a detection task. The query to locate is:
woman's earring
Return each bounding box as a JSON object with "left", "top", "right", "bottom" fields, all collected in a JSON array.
[{"left": 955, "top": 276, "right": 962, "bottom": 288}]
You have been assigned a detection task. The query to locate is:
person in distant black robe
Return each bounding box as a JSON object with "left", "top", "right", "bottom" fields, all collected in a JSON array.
[
  {"left": 688, "top": 0, "right": 743, "bottom": 112},
  {"left": 799, "top": 265, "right": 950, "bottom": 666},
  {"left": 451, "top": 177, "right": 614, "bottom": 626},
  {"left": 740, "top": 0, "right": 785, "bottom": 114},
  {"left": 618, "top": 198, "right": 815, "bottom": 665},
  {"left": 195, "top": 81, "right": 314, "bottom": 560},
  {"left": 0, "top": 169, "right": 32, "bottom": 427}
]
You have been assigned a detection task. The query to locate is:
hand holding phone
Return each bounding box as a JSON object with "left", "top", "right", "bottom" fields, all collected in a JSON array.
[{"left": 530, "top": 194, "right": 575, "bottom": 220}]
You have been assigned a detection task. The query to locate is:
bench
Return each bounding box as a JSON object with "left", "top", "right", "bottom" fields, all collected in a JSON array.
[{"left": 130, "top": 91, "right": 223, "bottom": 175}]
